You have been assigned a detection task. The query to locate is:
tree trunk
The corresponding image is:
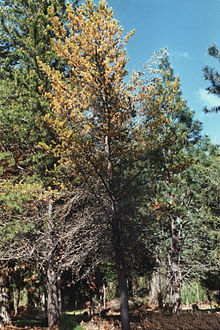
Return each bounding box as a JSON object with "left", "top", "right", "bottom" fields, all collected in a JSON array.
[
  {"left": 103, "top": 282, "right": 106, "bottom": 309},
  {"left": 196, "top": 282, "right": 200, "bottom": 306},
  {"left": 112, "top": 217, "right": 130, "bottom": 330},
  {"left": 133, "top": 275, "right": 139, "bottom": 296},
  {"left": 105, "top": 133, "right": 130, "bottom": 329},
  {"left": 57, "top": 283, "right": 62, "bottom": 315},
  {"left": 46, "top": 200, "right": 60, "bottom": 328},
  {"left": 156, "top": 248, "right": 163, "bottom": 308},
  {"left": 0, "top": 272, "right": 11, "bottom": 326},
  {"left": 28, "top": 290, "right": 36, "bottom": 310},
  {"left": 14, "top": 286, "right": 21, "bottom": 316},
  {"left": 170, "top": 217, "right": 182, "bottom": 314},
  {"left": 118, "top": 260, "right": 130, "bottom": 330},
  {"left": 46, "top": 267, "right": 60, "bottom": 328},
  {"left": 99, "top": 281, "right": 106, "bottom": 315},
  {"left": 150, "top": 272, "right": 157, "bottom": 303},
  {"left": 206, "top": 289, "right": 212, "bottom": 310},
  {"left": 157, "top": 275, "right": 163, "bottom": 308},
  {"left": 186, "top": 284, "right": 189, "bottom": 308}
]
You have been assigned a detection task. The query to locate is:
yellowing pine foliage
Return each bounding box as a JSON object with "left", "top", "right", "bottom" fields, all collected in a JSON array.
[{"left": 38, "top": 1, "right": 170, "bottom": 189}]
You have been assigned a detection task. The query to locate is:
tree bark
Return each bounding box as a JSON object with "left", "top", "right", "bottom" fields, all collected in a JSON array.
[
  {"left": 170, "top": 217, "right": 182, "bottom": 314},
  {"left": 118, "top": 260, "right": 130, "bottom": 330},
  {"left": 156, "top": 248, "right": 163, "bottom": 308},
  {"left": 112, "top": 218, "right": 130, "bottom": 330},
  {"left": 103, "top": 282, "right": 106, "bottom": 309},
  {"left": 46, "top": 200, "right": 60, "bottom": 328},
  {"left": 46, "top": 267, "right": 60, "bottom": 329},
  {"left": 14, "top": 286, "right": 21, "bottom": 316},
  {"left": 104, "top": 133, "right": 130, "bottom": 329},
  {"left": 0, "top": 272, "right": 11, "bottom": 326}
]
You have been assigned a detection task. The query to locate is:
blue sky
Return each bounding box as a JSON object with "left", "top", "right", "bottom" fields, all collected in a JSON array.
[{"left": 104, "top": 0, "right": 220, "bottom": 144}]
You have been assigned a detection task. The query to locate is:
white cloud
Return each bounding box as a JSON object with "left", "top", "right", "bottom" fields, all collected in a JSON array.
[
  {"left": 198, "top": 88, "right": 220, "bottom": 107},
  {"left": 169, "top": 50, "right": 192, "bottom": 60}
]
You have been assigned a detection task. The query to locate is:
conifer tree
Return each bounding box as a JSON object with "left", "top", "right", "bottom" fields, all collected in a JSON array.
[
  {"left": 0, "top": 0, "right": 80, "bottom": 326},
  {"left": 38, "top": 2, "right": 168, "bottom": 328},
  {"left": 203, "top": 44, "right": 220, "bottom": 113},
  {"left": 146, "top": 54, "right": 204, "bottom": 313},
  {"left": 146, "top": 54, "right": 220, "bottom": 313},
  {"left": 0, "top": 0, "right": 79, "bottom": 182}
]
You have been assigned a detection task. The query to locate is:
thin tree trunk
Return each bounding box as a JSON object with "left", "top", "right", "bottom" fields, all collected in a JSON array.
[
  {"left": 118, "top": 261, "right": 130, "bottom": 330},
  {"left": 103, "top": 282, "right": 106, "bottom": 309},
  {"left": 46, "top": 267, "right": 60, "bottom": 328},
  {"left": 186, "top": 284, "right": 189, "bottom": 308},
  {"left": 112, "top": 217, "right": 130, "bottom": 330},
  {"left": 105, "top": 133, "right": 130, "bottom": 329},
  {"left": 57, "top": 283, "right": 62, "bottom": 315},
  {"left": 46, "top": 200, "right": 60, "bottom": 328},
  {"left": 0, "top": 272, "right": 11, "bottom": 326},
  {"left": 150, "top": 272, "right": 157, "bottom": 303},
  {"left": 156, "top": 247, "right": 163, "bottom": 308},
  {"left": 206, "top": 289, "right": 212, "bottom": 310},
  {"left": 170, "top": 216, "right": 182, "bottom": 314},
  {"left": 44, "top": 284, "right": 47, "bottom": 314},
  {"left": 14, "top": 286, "right": 21, "bottom": 316},
  {"left": 99, "top": 281, "right": 106, "bottom": 315},
  {"left": 89, "top": 290, "right": 94, "bottom": 315},
  {"left": 196, "top": 282, "right": 200, "bottom": 306},
  {"left": 28, "top": 290, "right": 36, "bottom": 310}
]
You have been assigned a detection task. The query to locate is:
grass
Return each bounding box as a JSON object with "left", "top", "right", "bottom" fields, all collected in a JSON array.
[
  {"left": 59, "top": 313, "right": 84, "bottom": 329},
  {"left": 12, "top": 309, "right": 86, "bottom": 329}
]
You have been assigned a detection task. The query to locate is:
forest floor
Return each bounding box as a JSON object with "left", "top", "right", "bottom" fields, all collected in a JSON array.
[{"left": 4, "top": 302, "right": 220, "bottom": 330}]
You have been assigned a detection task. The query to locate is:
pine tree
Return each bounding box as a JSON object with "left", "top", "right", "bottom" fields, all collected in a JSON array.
[
  {"left": 147, "top": 55, "right": 220, "bottom": 314},
  {"left": 38, "top": 2, "right": 169, "bottom": 328},
  {"left": 0, "top": 0, "right": 79, "bottom": 182},
  {"left": 203, "top": 44, "right": 220, "bottom": 113},
  {"left": 0, "top": 0, "right": 80, "bottom": 326},
  {"left": 146, "top": 54, "right": 206, "bottom": 313}
]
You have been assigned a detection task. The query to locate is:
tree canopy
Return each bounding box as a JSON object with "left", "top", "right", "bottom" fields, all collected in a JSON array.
[{"left": 203, "top": 44, "right": 220, "bottom": 113}]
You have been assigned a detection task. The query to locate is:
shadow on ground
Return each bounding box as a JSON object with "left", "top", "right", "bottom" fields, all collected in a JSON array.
[{"left": 8, "top": 304, "right": 220, "bottom": 330}]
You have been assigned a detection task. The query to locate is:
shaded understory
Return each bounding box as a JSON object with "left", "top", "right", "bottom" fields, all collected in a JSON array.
[{"left": 7, "top": 304, "right": 220, "bottom": 330}]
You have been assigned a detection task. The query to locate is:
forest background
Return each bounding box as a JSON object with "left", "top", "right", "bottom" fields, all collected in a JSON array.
[{"left": 0, "top": 1, "right": 219, "bottom": 329}]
